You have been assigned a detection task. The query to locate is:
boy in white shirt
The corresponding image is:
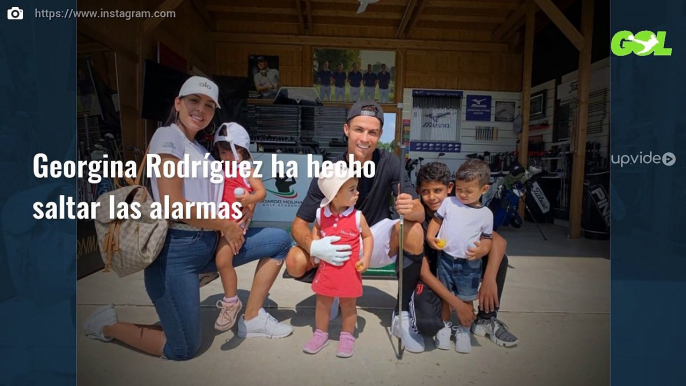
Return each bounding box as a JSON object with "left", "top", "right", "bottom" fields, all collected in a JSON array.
[{"left": 426, "top": 159, "right": 493, "bottom": 354}]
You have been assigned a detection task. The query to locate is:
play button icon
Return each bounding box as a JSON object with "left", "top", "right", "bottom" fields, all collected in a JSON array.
[{"left": 662, "top": 152, "right": 676, "bottom": 166}]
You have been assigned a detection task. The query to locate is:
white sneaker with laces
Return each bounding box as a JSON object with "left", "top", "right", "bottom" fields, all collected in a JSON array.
[
  {"left": 434, "top": 321, "right": 452, "bottom": 350},
  {"left": 453, "top": 325, "right": 472, "bottom": 353},
  {"left": 391, "top": 311, "right": 425, "bottom": 353},
  {"left": 237, "top": 308, "right": 292, "bottom": 339},
  {"left": 82, "top": 304, "right": 118, "bottom": 342}
]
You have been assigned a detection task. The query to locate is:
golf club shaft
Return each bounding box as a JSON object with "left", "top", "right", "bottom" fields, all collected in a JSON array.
[{"left": 397, "top": 143, "right": 406, "bottom": 359}]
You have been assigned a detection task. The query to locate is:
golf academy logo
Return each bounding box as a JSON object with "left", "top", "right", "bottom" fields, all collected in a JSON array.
[
  {"left": 264, "top": 176, "right": 298, "bottom": 199},
  {"left": 611, "top": 31, "right": 672, "bottom": 56}
]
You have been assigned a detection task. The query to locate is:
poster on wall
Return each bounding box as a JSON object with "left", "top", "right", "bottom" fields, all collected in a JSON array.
[
  {"left": 248, "top": 55, "right": 280, "bottom": 100},
  {"left": 495, "top": 101, "right": 515, "bottom": 122},
  {"left": 253, "top": 153, "right": 321, "bottom": 222},
  {"left": 312, "top": 48, "right": 396, "bottom": 104},
  {"left": 465, "top": 95, "right": 492, "bottom": 121},
  {"left": 410, "top": 107, "right": 460, "bottom": 142}
]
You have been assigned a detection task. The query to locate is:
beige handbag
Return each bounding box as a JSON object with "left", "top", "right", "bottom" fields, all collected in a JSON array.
[{"left": 94, "top": 151, "right": 168, "bottom": 277}]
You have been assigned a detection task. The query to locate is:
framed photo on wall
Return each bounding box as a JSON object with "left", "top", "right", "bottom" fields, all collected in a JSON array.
[
  {"left": 248, "top": 55, "right": 280, "bottom": 99},
  {"left": 530, "top": 89, "right": 547, "bottom": 120},
  {"left": 312, "top": 48, "right": 396, "bottom": 104},
  {"left": 495, "top": 101, "right": 515, "bottom": 122}
]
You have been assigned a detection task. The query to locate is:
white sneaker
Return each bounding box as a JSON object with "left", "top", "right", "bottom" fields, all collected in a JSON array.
[
  {"left": 237, "top": 308, "right": 293, "bottom": 339},
  {"left": 434, "top": 321, "right": 452, "bottom": 350},
  {"left": 330, "top": 297, "right": 340, "bottom": 321},
  {"left": 391, "top": 311, "right": 425, "bottom": 353},
  {"left": 453, "top": 325, "right": 472, "bottom": 353},
  {"left": 82, "top": 304, "right": 118, "bottom": 342}
]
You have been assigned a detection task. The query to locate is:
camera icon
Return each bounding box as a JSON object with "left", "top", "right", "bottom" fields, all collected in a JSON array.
[{"left": 7, "top": 7, "right": 23, "bottom": 20}]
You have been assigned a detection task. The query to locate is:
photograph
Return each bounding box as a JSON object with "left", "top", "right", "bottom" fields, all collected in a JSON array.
[
  {"left": 495, "top": 101, "right": 516, "bottom": 122},
  {"left": 313, "top": 48, "right": 396, "bottom": 104},
  {"left": 248, "top": 55, "right": 280, "bottom": 99}
]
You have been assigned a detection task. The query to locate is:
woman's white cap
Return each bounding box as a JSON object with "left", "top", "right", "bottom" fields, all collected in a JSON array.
[{"left": 179, "top": 76, "right": 221, "bottom": 108}]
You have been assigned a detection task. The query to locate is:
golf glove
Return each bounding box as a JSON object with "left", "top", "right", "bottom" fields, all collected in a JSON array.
[{"left": 310, "top": 236, "right": 351, "bottom": 266}]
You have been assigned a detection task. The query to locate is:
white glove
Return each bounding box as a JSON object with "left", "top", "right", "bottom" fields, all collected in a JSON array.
[{"left": 310, "top": 236, "right": 352, "bottom": 266}]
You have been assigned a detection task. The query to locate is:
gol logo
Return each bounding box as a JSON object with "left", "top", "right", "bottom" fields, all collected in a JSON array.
[{"left": 611, "top": 31, "right": 672, "bottom": 56}]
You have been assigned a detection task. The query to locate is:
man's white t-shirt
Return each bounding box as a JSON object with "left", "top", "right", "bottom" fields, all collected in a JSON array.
[
  {"left": 148, "top": 123, "right": 223, "bottom": 206},
  {"left": 435, "top": 197, "right": 493, "bottom": 259}
]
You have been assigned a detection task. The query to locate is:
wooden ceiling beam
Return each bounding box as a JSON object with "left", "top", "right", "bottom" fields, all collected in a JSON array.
[
  {"left": 191, "top": 0, "right": 216, "bottom": 32},
  {"left": 214, "top": 32, "right": 510, "bottom": 52},
  {"left": 425, "top": 0, "right": 519, "bottom": 10},
  {"left": 311, "top": 10, "right": 403, "bottom": 19},
  {"left": 206, "top": 5, "right": 299, "bottom": 15},
  {"left": 305, "top": 0, "right": 314, "bottom": 34},
  {"left": 294, "top": 0, "right": 306, "bottom": 34},
  {"left": 533, "top": 0, "right": 584, "bottom": 51},
  {"left": 492, "top": 0, "right": 530, "bottom": 41},
  {"left": 405, "top": 0, "right": 429, "bottom": 38},
  {"left": 535, "top": 0, "right": 577, "bottom": 33},
  {"left": 419, "top": 14, "right": 506, "bottom": 23},
  {"left": 315, "top": 16, "right": 399, "bottom": 27},
  {"left": 500, "top": 0, "right": 578, "bottom": 42},
  {"left": 309, "top": 0, "right": 408, "bottom": 5},
  {"left": 396, "top": 0, "right": 420, "bottom": 39},
  {"left": 143, "top": 0, "right": 185, "bottom": 34}
]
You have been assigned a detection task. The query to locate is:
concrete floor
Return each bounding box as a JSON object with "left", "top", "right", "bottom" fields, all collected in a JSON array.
[{"left": 77, "top": 223, "right": 610, "bottom": 386}]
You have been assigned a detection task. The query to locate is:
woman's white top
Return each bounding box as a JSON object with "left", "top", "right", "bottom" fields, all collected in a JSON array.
[{"left": 148, "top": 123, "right": 223, "bottom": 206}]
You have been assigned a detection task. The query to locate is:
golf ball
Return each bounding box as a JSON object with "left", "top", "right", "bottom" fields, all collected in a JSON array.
[{"left": 234, "top": 188, "right": 245, "bottom": 197}]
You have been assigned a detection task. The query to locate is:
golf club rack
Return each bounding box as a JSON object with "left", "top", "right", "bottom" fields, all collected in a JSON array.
[{"left": 77, "top": 112, "right": 130, "bottom": 205}]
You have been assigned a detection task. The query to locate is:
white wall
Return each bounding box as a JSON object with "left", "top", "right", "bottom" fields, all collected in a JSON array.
[
  {"left": 528, "top": 57, "right": 610, "bottom": 155},
  {"left": 402, "top": 88, "right": 521, "bottom": 173},
  {"left": 556, "top": 58, "right": 610, "bottom": 157}
]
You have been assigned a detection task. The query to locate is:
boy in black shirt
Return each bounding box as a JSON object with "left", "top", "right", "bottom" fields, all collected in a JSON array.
[{"left": 417, "top": 162, "right": 518, "bottom": 348}]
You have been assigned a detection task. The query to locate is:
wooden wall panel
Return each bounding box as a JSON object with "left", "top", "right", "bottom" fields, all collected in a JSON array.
[{"left": 402, "top": 50, "right": 521, "bottom": 92}]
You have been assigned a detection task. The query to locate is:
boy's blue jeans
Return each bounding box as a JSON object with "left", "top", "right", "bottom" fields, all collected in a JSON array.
[
  {"left": 144, "top": 227, "right": 291, "bottom": 361},
  {"left": 437, "top": 251, "right": 482, "bottom": 302}
]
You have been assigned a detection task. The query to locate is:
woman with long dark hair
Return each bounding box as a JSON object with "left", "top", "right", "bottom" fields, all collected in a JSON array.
[{"left": 82, "top": 76, "right": 293, "bottom": 360}]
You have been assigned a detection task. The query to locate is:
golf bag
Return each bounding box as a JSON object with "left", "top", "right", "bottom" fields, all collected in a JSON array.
[
  {"left": 488, "top": 184, "right": 523, "bottom": 231},
  {"left": 487, "top": 162, "right": 527, "bottom": 231}
]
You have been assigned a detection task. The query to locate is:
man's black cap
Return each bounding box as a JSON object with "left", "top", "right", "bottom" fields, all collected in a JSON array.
[
  {"left": 346, "top": 101, "right": 384, "bottom": 126},
  {"left": 256, "top": 56, "right": 266, "bottom": 61}
]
